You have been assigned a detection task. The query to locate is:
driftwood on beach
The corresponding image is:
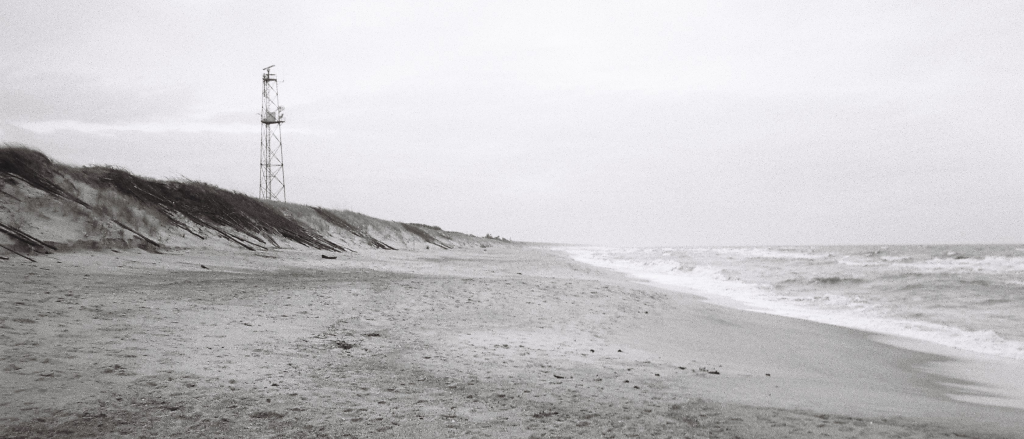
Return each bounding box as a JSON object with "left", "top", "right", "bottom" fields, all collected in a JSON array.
[
  {"left": 0, "top": 222, "right": 56, "bottom": 251},
  {"left": 0, "top": 242, "right": 35, "bottom": 262}
]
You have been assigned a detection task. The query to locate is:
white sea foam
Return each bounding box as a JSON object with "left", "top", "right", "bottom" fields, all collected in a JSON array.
[
  {"left": 711, "top": 247, "right": 829, "bottom": 260},
  {"left": 561, "top": 246, "right": 1024, "bottom": 361},
  {"left": 900, "top": 256, "right": 1024, "bottom": 273},
  {"left": 565, "top": 248, "right": 682, "bottom": 274},
  {"left": 757, "top": 294, "right": 1024, "bottom": 361}
]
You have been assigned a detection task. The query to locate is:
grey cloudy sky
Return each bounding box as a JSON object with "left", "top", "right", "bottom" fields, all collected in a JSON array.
[{"left": 2, "top": 1, "right": 1022, "bottom": 246}]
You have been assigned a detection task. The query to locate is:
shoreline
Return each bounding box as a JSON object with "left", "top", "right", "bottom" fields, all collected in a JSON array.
[
  {"left": 871, "top": 334, "right": 1024, "bottom": 411},
  {"left": 559, "top": 245, "right": 1024, "bottom": 413},
  {"left": 608, "top": 277, "right": 1024, "bottom": 436},
  {"left": 1, "top": 246, "right": 1021, "bottom": 438}
]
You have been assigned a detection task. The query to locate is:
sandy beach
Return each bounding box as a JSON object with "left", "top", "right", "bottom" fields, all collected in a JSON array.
[{"left": 1, "top": 246, "right": 1022, "bottom": 438}]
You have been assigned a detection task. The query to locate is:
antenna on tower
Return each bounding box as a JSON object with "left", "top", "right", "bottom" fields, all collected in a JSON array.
[{"left": 259, "top": 65, "right": 286, "bottom": 202}]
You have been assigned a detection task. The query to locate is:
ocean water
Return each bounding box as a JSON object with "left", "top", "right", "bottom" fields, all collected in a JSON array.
[{"left": 563, "top": 245, "right": 1024, "bottom": 362}]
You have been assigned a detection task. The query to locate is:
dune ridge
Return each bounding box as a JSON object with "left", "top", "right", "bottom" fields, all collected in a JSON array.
[{"left": 0, "top": 145, "right": 505, "bottom": 257}]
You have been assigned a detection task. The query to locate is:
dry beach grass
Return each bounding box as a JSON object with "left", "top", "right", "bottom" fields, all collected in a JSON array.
[
  {"left": 0, "top": 145, "right": 477, "bottom": 255},
  {"left": 2, "top": 246, "right": 1021, "bottom": 438}
]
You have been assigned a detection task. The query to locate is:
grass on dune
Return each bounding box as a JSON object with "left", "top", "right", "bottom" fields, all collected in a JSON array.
[{"left": 1, "top": 144, "right": 492, "bottom": 252}]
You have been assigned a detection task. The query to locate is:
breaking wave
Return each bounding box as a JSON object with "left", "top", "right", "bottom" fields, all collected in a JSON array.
[{"left": 562, "top": 245, "right": 1024, "bottom": 361}]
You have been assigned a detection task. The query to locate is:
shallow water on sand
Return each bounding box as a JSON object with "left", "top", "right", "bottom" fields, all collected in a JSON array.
[
  {"left": 565, "top": 245, "right": 1024, "bottom": 410},
  {"left": 564, "top": 245, "right": 1024, "bottom": 361}
]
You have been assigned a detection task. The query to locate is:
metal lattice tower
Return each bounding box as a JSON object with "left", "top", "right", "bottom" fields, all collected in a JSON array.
[{"left": 259, "top": 65, "right": 286, "bottom": 201}]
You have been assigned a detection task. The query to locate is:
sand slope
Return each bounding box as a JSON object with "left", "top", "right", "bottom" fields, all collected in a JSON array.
[
  {"left": 2, "top": 247, "right": 1019, "bottom": 438},
  {"left": 0, "top": 146, "right": 505, "bottom": 256}
]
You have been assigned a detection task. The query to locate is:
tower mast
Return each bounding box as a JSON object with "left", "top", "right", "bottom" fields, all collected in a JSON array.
[{"left": 259, "top": 65, "right": 286, "bottom": 201}]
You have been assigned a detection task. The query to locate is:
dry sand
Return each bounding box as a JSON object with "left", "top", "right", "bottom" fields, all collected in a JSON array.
[{"left": 1, "top": 246, "right": 1021, "bottom": 438}]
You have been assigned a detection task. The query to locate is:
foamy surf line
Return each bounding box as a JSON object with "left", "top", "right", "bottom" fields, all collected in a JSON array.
[
  {"left": 560, "top": 245, "right": 1024, "bottom": 410},
  {"left": 558, "top": 246, "right": 1024, "bottom": 362}
]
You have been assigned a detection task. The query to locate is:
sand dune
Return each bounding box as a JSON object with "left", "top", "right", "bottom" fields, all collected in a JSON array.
[{"left": 0, "top": 146, "right": 502, "bottom": 255}]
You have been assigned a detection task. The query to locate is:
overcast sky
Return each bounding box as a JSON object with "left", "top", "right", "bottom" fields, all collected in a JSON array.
[{"left": 2, "top": 1, "right": 1022, "bottom": 246}]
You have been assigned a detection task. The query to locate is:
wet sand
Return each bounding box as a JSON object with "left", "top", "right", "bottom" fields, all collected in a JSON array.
[{"left": 1, "top": 246, "right": 1021, "bottom": 438}]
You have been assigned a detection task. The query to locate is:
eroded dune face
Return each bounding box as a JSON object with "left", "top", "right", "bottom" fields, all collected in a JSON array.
[{"left": 0, "top": 145, "right": 507, "bottom": 255}]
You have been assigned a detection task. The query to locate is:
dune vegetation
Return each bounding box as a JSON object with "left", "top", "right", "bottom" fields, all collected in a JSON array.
[{"left": 0, "top": 144, "right": 504, "bottom": 257}]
